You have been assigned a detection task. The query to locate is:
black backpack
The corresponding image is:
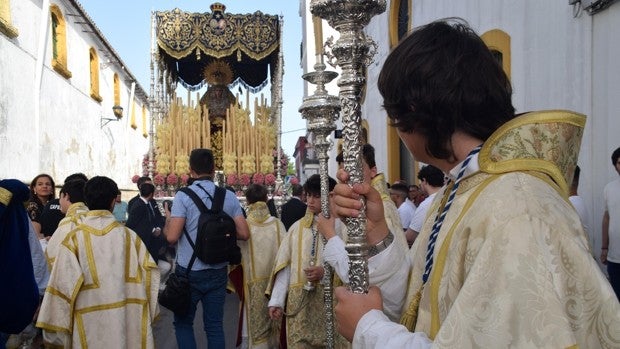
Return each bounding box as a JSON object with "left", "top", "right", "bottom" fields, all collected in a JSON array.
[{"left": 179, "top": 184, "right": 241, "bottom": 265}]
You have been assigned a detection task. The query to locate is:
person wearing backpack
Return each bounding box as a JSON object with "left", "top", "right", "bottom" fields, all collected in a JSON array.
[{"left": 164, "top": 148, "right": 250, "bottom": 349}]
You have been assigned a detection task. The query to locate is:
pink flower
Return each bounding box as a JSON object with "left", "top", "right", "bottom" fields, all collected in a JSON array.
[
  {"left": 264, "top": 173, "right": 276, "bottom": 186},
  {"left": 166, "top": 173, "right": 178, "bottom": 185},
  {"left": 180, "top": 174, "right": 190, "bottom": 186},
  {"left": 252, "top": 173, "right": 265, "bottom": 185},
  {"left": 153, "top": 174, "right": 165, "bottom": 186},
  {"left": 226, "top": 174, "right": 238, "bottom": 186},
  {"left": 289, "top": 176, "right": 299, "bottom": 185},
  {"left": 131, "top": 174, "right": 140, "bottom": 183},
  {"left": 239, "top": 173, "right": 251, "bottom": 186}
]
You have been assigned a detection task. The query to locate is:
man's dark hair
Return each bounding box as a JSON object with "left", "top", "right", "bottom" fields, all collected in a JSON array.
[
  {"left": 189, "top": 148, "right": 215, "bottom": 176},
  {"left": 362, "top": 144, "right": 376, "bottom": 169},
  {"left": 64, "top": 173, "right": 88, "bottom": 183},
  {"left": 336, "top": 144, "right": 376, "bottom": 168},
  {"left": 572, "top": 165, "right": 581, "bottom": 188},
  {"left": 336, "top": 152, "right": 343, "bottom": 165},
  {"left": 84, "top": 176, "right": 118, "bottom": 211},
  {"left": 139, "top": 182, "right": 155, "bottom": 197},
  {"left": 611, "top": 147, "right": 620, "bottom": 165},
  {"left": 418, "top": 165, "right": 445, "bottom": 187},
  {"left": 303, "top": 174, "right": 336, "bottom": 197},
  {"left": 378, "top": 19, "right": 515, "bottom": 161},
  {"left": 390, "top": 183, "right": 409, "bottom": 198},
  {"left": 245, "top": 184, "right": 268, "bottom": 204},
  {"left": 291, "top": 184, "right": 304, "bottom": 197},
  {"left": 136, "top": 176, "right": 152, "bottom": 189},
  {"left": 60, "top": 179, "right": 86, "bottom": 204}
]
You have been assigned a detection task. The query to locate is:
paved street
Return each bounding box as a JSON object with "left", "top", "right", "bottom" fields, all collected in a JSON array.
[{"left": 154, "top": 293, "right": 241, "bottom": 349}]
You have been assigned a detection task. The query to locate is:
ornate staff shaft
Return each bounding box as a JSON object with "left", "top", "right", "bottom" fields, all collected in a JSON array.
[
  {"left": 311, "top": 0, "right": 386, "bottom": 294},
  {"left": 300, "top": 57, "right": 339, "bottom": 348},
  {"left": 148, "top": 11, "right": 156, "bottom": 179},
  {"left": 273, "top": 15, "right": 285, "bottom": 218}
]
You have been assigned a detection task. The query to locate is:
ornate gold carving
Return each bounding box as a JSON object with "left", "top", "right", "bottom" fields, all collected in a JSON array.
[
  {"left": 203, "top": 60, "right": 234, "bottom": 85},
  {"left": 155, "top": 8, "right": 279, "bottom": 61},
  {"left": 0, "top": 187, "right": 12, "bottom": 206}
]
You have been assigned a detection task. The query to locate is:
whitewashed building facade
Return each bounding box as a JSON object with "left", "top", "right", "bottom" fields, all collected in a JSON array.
[{"left": 0, "top": 0, "right": 151, "bottom": 190}]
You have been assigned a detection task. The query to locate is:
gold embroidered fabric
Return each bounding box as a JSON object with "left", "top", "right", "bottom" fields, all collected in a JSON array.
[
  {"left": 45, "top": 202, "right": 89, "bottom": 269},
  {"left": 156, "top": 8, "right": 279, "bottom": 60},
  {"left": 37, "top": 211, "right": 160, "bottom": 348},
  {"left": 247, "top": 202, "right": 271, "bottom": 224},
  {"left": 241, "top": 208, "right": 285, "bottom": 346},
  {"left": 266, "top": 211, "right": 328, "bottom": 347},
  {"left": 401, "top": 111, "right": 620, "bottom": 348},
  {"left": 0, "top": 187, "right": 12, "bottom": 206},
  {"left": 479, "top": 110, "right": 585, "bottom": 197}
]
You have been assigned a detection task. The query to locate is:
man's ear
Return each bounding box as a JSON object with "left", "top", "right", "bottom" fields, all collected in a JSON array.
[
  {"left": 370, "top": 166, "right": 378, "bottom": 178},
  {"left": 109, "top": 198, "right": 116, "bottom": 211}
]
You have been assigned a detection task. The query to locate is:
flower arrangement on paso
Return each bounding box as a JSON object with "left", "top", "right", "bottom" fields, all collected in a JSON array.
[
  {"left": 166, "top": 174, "right": 179, "bottom": 196},
  {"left": 239, "top": 174, "right": 251, "bottom": 188},
  {"left": 252, "top": 173, "right": 265, "bottom": 185}
]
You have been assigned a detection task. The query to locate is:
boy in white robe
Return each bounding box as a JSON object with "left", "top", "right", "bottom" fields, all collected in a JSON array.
[{"left": 37, "top": 176, "right": 160, "bottom": 348}]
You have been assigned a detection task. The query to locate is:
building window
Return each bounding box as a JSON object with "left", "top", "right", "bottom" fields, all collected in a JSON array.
[
  {"left": 130, "top": 100, "right": 137, "bottom": 129},
  {"left": 50, "top": 5, "right": 71, "bottom": 79},
  {"left": 142, "top": 105, "right": 148, "bottom": 138},
  {"left": 0, "top": 0, "right": 18, "bottom": 38},
  {"left": 481, "top": 29, "right": 511, "bottom": 80},
  {"left": 113, "top": 73, "right": 122, "bottom": 117},
  {"left": 387, "top": 0, "right": 413, "bottom": 183},
  {"left": 89, "top": 47, "right": 102, "bottom": 102},
  {"left": 389, "top": 0, "right": 411, "bottom": 47}
]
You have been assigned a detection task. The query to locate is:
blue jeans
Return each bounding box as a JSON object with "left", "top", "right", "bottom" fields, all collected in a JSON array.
[
  {"left": 608, "top": 261, "right": 620, "bottom": 300},
  {"left": 173, "top": 265, "right": 227, "bottom": 349}
]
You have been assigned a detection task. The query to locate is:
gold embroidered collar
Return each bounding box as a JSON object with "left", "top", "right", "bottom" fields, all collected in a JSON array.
[
  {"left": 478, "top": 110, "right": 585, "bottom": 197},
  {"left": 247, "top": 202, "right": 271, "bottom": 224}
]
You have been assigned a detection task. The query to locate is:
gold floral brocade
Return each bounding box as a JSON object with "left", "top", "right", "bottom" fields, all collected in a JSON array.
[
  {"left": 286, "top": 285, "right": 327, "bottom": 348},
  {"left": 247, "top": 279, "right": 273, "bottom": 343},
  {"left": 156, "top": 8, "right": 279, "bottom": 60},
  {"left": 401, "top": 111, "right": 620, "bottom": 348},
  {"left": 479, "top": 110, "right": 585, "bottom": 198}
]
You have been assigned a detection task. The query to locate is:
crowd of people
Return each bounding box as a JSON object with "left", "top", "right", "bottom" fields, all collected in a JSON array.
[{"left": 2, "top": 18, "right": 620, "bottom": 349}]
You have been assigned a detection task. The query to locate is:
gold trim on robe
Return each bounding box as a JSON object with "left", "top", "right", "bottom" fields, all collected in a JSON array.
[{"left": 401, "top": 110, "right": 620, "bottom": 348}]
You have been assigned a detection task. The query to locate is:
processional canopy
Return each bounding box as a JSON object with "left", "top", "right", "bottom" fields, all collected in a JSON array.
[
  {"left": 151, "top": 3, "right": 284, "bottom": 191},
  {"left": 155, "top": 3, "right": 281, "bottom": 93}
]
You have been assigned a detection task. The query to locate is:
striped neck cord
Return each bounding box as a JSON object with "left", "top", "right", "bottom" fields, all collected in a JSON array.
[{"left": 422, "top": 145, "right": 482, "bottom": 283}]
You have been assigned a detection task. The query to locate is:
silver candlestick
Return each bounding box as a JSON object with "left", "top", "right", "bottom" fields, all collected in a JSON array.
[
  {"left": 310, "top": 0, "right": 386, "bottom": 294},
  {"left": 299, "top": 58, "right": 340, "bottom": 348}
]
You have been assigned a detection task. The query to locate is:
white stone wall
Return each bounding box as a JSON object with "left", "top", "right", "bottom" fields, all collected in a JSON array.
[{"left": 0, "top": 0, "right": 150, "bottom": 190}]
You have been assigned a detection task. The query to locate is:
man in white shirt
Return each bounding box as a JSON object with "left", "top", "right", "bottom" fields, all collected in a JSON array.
[
  {"left": 405, "top": 165, "right": 444, "bottom": 246},
  {"left": 569, "top": 166, "right": 591, "bottom": 248},
  {"left": 390, "top": 182, "right": 415, "bottom": 233},
  {"left": 602, "top": 147, "right": 620, "bottom": 299}
]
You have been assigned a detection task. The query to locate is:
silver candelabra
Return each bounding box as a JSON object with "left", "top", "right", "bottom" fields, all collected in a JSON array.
[
  {"left": 299, "top": 57, "right": 340, "bottom": 348},
  {"left": 310, "top": 0, "right": 386, "bottom": 294}
]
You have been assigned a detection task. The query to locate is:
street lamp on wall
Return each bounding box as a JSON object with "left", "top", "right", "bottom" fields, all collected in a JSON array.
[{"left": 101, "top": 105, "right": 124, "bottom": 128}]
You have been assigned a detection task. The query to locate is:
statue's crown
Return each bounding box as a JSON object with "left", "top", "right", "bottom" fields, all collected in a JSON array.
[{"left": 210, "top": 3, "right": 226, "bottom": 13}]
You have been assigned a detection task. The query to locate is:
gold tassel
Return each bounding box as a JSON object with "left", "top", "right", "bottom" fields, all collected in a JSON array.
[
  {"left": 400, "top": 286, "right": 423, "bottom": 331},
  {"left": 268, "top": 319, "right": 281, "bottom": 348}
]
